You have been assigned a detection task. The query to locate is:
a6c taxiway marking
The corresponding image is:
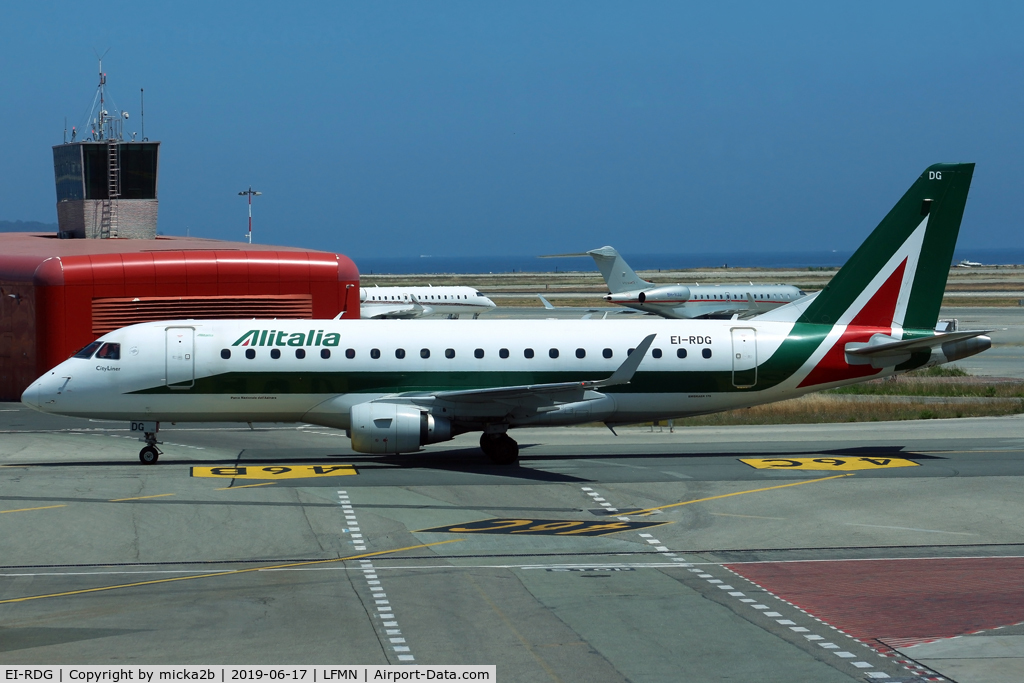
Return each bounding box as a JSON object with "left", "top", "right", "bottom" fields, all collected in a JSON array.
[
  {"left": 740, "top": 457, "right": 919, "bottom": 471},
  {"left": 191, "top": 465, "right": 357, "bottom": 479},
  {"left": 417, "top": 518, "right": 670, "bottom": 537}
]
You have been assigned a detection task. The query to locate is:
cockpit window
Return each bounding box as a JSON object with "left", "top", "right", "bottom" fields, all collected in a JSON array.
[
  {"left": 73, "top": 341, "right": 103, "bottom": 359},
  {"left": 95, "top": 343, "right": 121, "bottom": 360}
]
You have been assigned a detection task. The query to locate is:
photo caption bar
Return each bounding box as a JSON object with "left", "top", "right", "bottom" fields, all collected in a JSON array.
[{"left": 1, "top": 667, "right": 495, "bottom": 683}]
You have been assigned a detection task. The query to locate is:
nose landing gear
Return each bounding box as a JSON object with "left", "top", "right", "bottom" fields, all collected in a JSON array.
[
  {"left": 139, "top": 430, "right": 162, "bottom": 464},
  {"left": 480, "top": 432, "right": 519, "bottom": 465}
]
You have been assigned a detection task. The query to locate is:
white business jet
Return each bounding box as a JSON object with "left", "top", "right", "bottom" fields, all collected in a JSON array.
[
  {"left": 544, "top": 246, "right": 804, "bottom": 319},
  {"left": 360, "top": 286, "right": 495, "bottom": 319}
]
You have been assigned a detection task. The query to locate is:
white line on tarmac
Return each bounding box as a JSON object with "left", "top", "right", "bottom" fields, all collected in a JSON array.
[{"left": 843, "top": 523, "right": 978, "bottom": 535}]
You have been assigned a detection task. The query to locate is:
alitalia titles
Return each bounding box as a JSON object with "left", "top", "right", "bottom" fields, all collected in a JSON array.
[{"left": 233, "top": 329, "right": 340, "bottom": 347}]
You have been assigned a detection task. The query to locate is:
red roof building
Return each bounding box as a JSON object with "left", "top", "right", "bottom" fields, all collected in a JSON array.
[{"left": 0, "top": 232, "right": 360, "bottom": 400}]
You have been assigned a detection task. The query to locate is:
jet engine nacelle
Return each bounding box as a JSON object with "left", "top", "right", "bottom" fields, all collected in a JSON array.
[
  {"left": 349, "top": 402, "right": 452, "bottom": 454},
  {"left": 635, "top": 285, "right": 691, "bottom": 304}
]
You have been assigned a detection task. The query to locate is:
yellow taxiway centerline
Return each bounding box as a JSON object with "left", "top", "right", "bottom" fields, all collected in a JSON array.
[
  {"left": 109, "top": 493, "right": 176, "bottom": 502},
  {"left": 624, "top": 473, "right": 853, "bottom": 516},
  {"left": 0, "top": 539, "right": 463, "bottom": 605},
  {"left": 215, "top": 482, "right": 277, "bottom": 490},
  {"left": 0, "top": 505, "right": 67, "bottom": 514}
]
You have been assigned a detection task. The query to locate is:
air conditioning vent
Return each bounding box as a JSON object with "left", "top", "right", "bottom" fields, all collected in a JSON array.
[{"left": 91, "top": 294, "right": 313, "bottom": 334}]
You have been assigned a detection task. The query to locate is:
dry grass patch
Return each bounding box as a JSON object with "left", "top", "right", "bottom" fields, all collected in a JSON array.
[{"left": 671, "top": 394, "right": 1024, "bottom": 427}]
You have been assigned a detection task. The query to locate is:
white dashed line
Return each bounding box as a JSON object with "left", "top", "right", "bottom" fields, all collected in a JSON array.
[
  {"left": 340, "top": 492, "right": 415, "bottom": 663},
  {"left": 570, "top": 486, "right": 901, "bottom": 680},
  {"left": 703, "top": 565, "right": 900, "bottom": 680}
]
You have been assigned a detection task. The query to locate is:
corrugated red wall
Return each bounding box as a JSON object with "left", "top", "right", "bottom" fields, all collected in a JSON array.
[{"left": 0, "top": 246, "right": 360, "bottom": 401}]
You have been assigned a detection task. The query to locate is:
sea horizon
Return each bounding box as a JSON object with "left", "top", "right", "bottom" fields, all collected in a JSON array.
[{"left": 352, "top": 248, "right": 1024, "bottom": 275}]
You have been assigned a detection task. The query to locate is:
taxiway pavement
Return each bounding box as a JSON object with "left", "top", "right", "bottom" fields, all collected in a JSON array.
[{"left": 3, "top": 405, "right": 1024, "bottom": 682}]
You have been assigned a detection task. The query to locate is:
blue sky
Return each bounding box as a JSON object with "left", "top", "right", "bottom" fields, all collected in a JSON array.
[{"left": 2, "top": 2, "right": 1022, "bottom": 257}]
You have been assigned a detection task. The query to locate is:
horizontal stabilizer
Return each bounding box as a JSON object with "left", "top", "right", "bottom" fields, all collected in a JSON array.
[{"left": 846, "top": 330, "right": 990, "bottom": 368}]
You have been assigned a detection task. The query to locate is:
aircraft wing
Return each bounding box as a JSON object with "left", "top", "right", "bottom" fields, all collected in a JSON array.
[
  {"left": 536, "top": 294, "right": 643, "bottom": 319},
  {"left": 436, "top": 334, "right": 655, "bottom": 402},
  {"left": 376, "top": 334, "right": 656, "bottom": 415},
  {"left": 360, "top": 300, "right": 433, "bottom": 319}
]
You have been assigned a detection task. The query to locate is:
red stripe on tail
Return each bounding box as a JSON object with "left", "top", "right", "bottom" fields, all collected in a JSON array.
[{"left": 798, "top": 259, "right": 907, "bottom": 388}]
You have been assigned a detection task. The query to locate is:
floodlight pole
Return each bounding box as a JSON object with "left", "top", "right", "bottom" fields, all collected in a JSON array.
[{"left": 238, "top": 187, "right": 262, "bottom": 244}]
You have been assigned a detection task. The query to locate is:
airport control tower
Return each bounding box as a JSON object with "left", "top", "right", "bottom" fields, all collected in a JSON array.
[{"left": 52, "top": 60, "right": 159, "bottom": 239}]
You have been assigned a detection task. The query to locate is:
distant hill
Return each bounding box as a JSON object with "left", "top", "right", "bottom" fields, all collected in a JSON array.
[{"left": 0, "top": 220, "right": 57, "bottom": 232}]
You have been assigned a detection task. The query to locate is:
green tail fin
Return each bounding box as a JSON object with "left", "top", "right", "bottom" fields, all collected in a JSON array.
[{"left": 797, "top": 163, "right": 974, "bottom": 330}]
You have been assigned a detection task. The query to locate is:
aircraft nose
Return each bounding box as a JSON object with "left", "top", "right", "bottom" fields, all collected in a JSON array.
[{"left": 21, "top": 382, "right": 40, "bottom": 410}]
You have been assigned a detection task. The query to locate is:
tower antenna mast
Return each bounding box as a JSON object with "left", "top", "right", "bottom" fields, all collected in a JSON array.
[{"left": 238, "top": 186, "right": 262, "bottom": 244}]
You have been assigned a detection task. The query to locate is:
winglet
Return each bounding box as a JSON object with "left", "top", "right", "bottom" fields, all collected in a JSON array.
[
  {"left": 591, "top": 334, "right": 656, "bottom": 388},
  {"left": 538, "top": 294, "right": 555, "bottom": 309}
]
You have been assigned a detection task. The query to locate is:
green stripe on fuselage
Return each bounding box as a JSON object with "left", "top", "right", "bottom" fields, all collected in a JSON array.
[{"left": 130, "top": 324, "right": 835, "bottom": 396}]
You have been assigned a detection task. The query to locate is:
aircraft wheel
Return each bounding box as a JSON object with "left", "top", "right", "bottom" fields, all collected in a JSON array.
[
  {"left": 139, "top": 446, "right": 160, "bottom": 464},
  {"left": 481, "top": 433, "right": 518, "bottom": 466}
]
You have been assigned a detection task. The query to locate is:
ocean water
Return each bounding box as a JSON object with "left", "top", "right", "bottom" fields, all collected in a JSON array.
[{"left": 353, "top": 248, "right": 1024, "bottom": 275}]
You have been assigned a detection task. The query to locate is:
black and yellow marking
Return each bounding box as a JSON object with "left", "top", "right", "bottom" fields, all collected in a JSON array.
[
  {"left": 740, "top": 457, "right": 919, "bottom": 471},
  {"left": 417, "top": 518, "right": 670, "bottom": 537},
  {"left": 191, "top": 465, "right": 357, "bottom": 479}
]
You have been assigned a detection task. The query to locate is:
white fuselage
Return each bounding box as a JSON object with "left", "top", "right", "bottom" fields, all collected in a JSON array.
[
  {"left": 360, "top": 286, "right": 495, "bottom": 318},
  {"left": 608, "top": 284, "right": 805, "bottom": 319},
  {"left": 21, "top": 316, "right": 897, "bottom": 430}
]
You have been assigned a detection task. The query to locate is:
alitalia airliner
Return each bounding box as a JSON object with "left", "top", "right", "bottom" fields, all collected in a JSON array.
[{"left": 22, "top": 164, "right": 990, "bottom": 465}]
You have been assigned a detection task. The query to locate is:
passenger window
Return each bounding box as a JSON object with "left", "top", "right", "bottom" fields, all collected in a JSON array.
[
  {"left": 575, "top": 348, "right": 585, "bottom": 359},
  {"left": 246, "top": 349, "right": 256, "bottom": 359},
  {"left": 702, "top": 348, "right": 712, "bottom": 359},
  {"left": 296, "top": 349, "right": 306, "bottom": 359},
  {"left": 321, "top": 349, "right": 331, "bottom": 359},
  {"left": 371, "top": 348, "right": 381, "bottom": 359},
  {"left": 396, "top": 348, "right": 406, "bottom": 359},
  {"left": 549, "top": 348, "right": 559, "bottom": 359},
  {"left": 421, "top": 348, "right": 430, "bottom": 359},
  {"left": 652, "top": 348, "right": 662, "bottom": 359},
  {"left": 73, "top": 341, "right": 103, "bottom": 359},
  {"left": 221, "top": 349, "right": 231, "bottom": 359},
  {"left": 270, "top": 348, "right": 281, "bottom": 359},
  {"left": 96, "top": 343, "right": 120, "bottom": 360},
  {"left": 445, "top": 348, "right": 455, "bottom": 359},
  {"left": 603, "top": 348, "right": 613, "bottom": 359},
  {"left": 346, "top": 348, "right": 355, "bottom": 359},
  {"left": 524, "top": 348, "right": 534, "bottom": 359},
  {"left": 677, "top": 348, "right": 687, "bottom": 359},
  {"left": 474, "top": 348, "right": 484, "bottom": 359},
  {"left": 499, "top": 348, "right": 509, "bottom": 359}
]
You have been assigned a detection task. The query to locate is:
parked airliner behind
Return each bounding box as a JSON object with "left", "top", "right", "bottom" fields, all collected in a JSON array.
[
  {"left": 23, "top": 164, "right": 990, "bottom": 466},
  {"left": 360, "top": 285, "right": 495, "bottom": 319},
  {"left": 544, "top": 246, "right": 805, "bottom": 319}
]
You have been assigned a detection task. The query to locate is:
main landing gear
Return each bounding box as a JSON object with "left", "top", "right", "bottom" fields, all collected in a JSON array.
[
  {"left": 139, "top": 431, "right": 162, "bottom": 465},
  {"left": 480, "top": 432, "right": 519, "bottom": 465}
]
